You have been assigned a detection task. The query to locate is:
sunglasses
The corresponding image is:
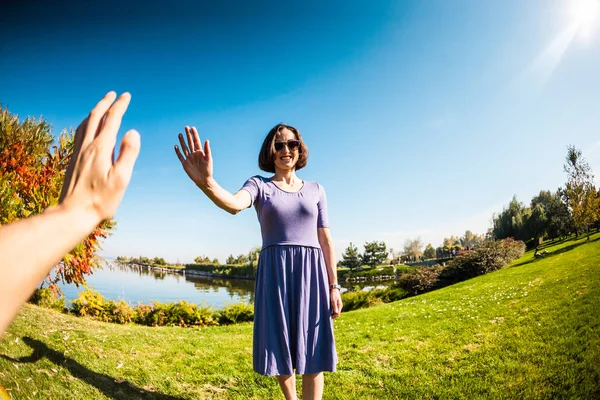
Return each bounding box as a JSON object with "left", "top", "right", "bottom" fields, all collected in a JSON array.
[{"left": 274, "top": 140, "right": 300, "bottom": 152}]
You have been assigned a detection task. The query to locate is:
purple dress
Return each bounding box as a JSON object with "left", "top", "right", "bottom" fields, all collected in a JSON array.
[{"left": 241, "top": 176, "right": 338, "bottom": 376}]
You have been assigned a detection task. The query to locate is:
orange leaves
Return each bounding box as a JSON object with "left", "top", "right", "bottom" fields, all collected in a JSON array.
[{"left": 1, "top": 106, "right": 114, "bottom": 291}]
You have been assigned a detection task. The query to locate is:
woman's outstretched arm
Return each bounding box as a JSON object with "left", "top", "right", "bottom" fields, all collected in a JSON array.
[
  {"left": 174, "top": 126, "right": 251, "bottom": 214},
  {"left": 0, "top": 92, "right": 140, "bottom": 335}
]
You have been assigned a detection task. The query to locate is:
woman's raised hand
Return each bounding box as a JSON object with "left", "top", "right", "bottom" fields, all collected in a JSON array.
[{"left": 175, "top": 126, "right": 213, "bottom": 188}]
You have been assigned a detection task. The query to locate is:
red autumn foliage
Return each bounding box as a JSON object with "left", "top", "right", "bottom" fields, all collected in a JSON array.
[{"left": 0, "top": 105, "right": 114, "bottom": 293}]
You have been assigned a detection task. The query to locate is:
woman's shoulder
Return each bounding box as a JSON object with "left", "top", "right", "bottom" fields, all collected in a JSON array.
[
  {"left": 302, "top": 180, "right": 326, "bottom": 194},
  {"left": 246, "top": 175, "right": 271, "bottom": 184}
]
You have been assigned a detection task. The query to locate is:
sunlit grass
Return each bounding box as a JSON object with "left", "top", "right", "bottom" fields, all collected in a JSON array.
[{"left": 1, "top": 234, "right": 599, "bottom": 399}]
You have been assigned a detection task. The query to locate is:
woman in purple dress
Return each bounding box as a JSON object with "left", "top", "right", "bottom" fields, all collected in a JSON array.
[{"left": 174, "top": 123, "right": 343, "bottom": 400}]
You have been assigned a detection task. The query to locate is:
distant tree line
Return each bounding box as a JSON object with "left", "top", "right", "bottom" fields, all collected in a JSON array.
[{"left": 492, "top": 145, "right": 599, "bottom": 245}]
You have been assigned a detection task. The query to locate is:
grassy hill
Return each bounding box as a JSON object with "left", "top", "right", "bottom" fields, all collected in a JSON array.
[{"left": 1, "top": 234, "right": 599, "bottom": 399}]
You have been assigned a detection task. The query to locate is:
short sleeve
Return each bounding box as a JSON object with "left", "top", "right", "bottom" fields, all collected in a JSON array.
[
  {"left": 240, "top": 176, "right": 261, "bottom": 207},
  {"left": 317, "top": 183, "right": 329, "bottom": 228}
]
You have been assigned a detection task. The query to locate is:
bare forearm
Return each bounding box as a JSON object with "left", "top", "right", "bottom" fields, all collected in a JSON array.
[
  {"left": 0, "top": 205, "right": 99, "bottom": 333},
  {"left": 198, "top": 177, "right": 248, "bottom": 215},
  {"left": 321, "top": 241, "right": 338, "bottom": 285}
]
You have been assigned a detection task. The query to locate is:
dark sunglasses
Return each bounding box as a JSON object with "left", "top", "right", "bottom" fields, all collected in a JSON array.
[{"left": 274, "top": 140, "right": 300, "bottom": 152}]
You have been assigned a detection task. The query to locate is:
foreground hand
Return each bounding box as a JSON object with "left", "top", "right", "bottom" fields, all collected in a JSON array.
[
  {"left": 174, "top": 126, "right": 212, "bottom": 188},
  {"left": 331, "top": 289, "right": 343, "bottom": 318},
  {"left": 59, "top": 92, "right": 140, "bottom": 222}
]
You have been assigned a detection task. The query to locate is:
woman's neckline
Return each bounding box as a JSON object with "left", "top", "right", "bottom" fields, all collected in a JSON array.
[{"left": 269, "top": 177, "right": 305, "bottom": 193}]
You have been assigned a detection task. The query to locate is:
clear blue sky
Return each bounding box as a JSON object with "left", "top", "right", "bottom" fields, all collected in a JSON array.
[{"left": 2, "top": 0, "right": 600, "bottom": 262}]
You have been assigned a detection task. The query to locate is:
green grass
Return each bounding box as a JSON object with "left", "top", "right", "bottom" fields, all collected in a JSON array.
[{"left": 2, "top": 234, "right": 599, "bottom": 399}]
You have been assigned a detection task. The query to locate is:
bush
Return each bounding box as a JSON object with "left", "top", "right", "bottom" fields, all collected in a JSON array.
[
  {"left": 371, "top": 286, "right": 408, "bottom": 303},
  {"left": 29, "top": 288, "right": 66, "bottom": 311},
  {"left": 440, "top": 238, "right": 526, "bottom": 283},
  {"left": 397, "top": 265, "right": 444, "bottom": 295},
  {"left": 218, "top": 303, "right": 254, "bottom": 325},
  {"left": 140, "top": 301, "right": 218, "bottom": 327},
  {"left": 103, "top": 300, "right": 134, "bottom": 324},
  {"left": 341, "top": 290, "right": 375, "bottom": 312},
  {"left": 71, "top": 288, "right": 106, "bottom": 318}
]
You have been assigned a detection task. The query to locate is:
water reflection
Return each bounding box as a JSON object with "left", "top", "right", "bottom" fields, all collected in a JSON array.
[
  {"left": 61, "top": 261, "right": 385, "bottom": 309},
  {"left": 60, "top": 262, "right": 255, "bottom": 309}
]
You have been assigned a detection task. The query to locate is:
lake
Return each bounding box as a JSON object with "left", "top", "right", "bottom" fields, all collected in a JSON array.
[
  {"left": 60, "top": 262, "right": 256, "bottom": 309},
  {"left": 59, "top": 261, "right": 391, "bottom": 309}
]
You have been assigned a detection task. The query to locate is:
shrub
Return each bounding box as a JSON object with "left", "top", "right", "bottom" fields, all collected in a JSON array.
[
  {"left": 71, "top": 288, "right": 106, "bottom": 318},
  {"left": 371, "top": 286, "right": 408, "bottom": 303},
  {"left": 341, "top": 290, "right": 373, "bottom": 312},
  {"left": 133, "top": 303, "right": 154, "bottom": 325},
  {"left": 440, "top": 238, "right": 526, "bottom": 283},
  {"left": 103, "top": 300, "right": 134, "bottom": 324},
  {"left": 397, "top": 265, "right": 444, "bottom": 295},
  {"left": 143, "top": 301, "right": 218, "bottom": 327},
  {"left": 29, "top": 288, "right": 66, "bottom": 311},
  {"left": 218, "top": 303, "right": 254, "bottom": 325}
]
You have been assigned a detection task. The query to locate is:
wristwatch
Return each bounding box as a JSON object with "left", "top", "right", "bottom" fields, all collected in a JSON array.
[{"left": 329, "top": 283, "right": 342, "bottom": 291}]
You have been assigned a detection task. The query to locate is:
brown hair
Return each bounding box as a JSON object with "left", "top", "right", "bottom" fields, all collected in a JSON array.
[{"left": 258, "top": 124, "right": 309, "bottom": 173}]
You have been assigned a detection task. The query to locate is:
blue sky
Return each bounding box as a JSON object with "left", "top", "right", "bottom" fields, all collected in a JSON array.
[{"left": 2, "top": 0, "right": 600, "bottom": 262}]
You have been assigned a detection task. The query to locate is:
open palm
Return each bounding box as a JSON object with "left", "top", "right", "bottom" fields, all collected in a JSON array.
[{"left": 174, "top": 126, "right": 213, "bottom": 187}]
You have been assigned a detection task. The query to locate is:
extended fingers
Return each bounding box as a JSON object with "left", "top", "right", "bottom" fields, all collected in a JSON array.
[
  {"left": 59, "top": 116, "right": 89, "bottom": 203},
  {"left": 191, "top": 127, "right": 202, "bottom": 152},
  {"left": 98, "top": 93, "right": 132, "bottom": 147},
  {"left": 83, "top": 92, "right": 118, "bottom": 148},
  {"left": 178, "top": 132, "right": 190, "bottom": 156},
  {"left": 174, "top": 145, "right": 186, "bottom": 163},
  {"left": 185, "top": 126, "right": 196, "bottom": 153},
  {"left": 204, "top": 139, "right": 211, "bottom": 161},
  {"left": 112, "top": 129, "right": 141, "bottom": 189}
]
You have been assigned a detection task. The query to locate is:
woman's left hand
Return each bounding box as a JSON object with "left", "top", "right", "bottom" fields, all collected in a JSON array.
[{"left": 330, "top": 290, "right": 343, "bottom": 318}]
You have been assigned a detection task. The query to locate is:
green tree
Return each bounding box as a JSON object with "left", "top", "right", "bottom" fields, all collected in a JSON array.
[
  {"left": 194, "top": 255, "right": 212, "bottom": 264},
  {"left": 361, "top": 241, "right": 388, "bottom": 268},
  {"left": 211, "top": 258, "right": 219, "bottom": 264},
  {"left": 248, "top": 247, "right": 261, "bottom": 266},
  {"left": 226, "top": 254, "right": 235, "bottom": 264},
  {"left": 547, "top": 189, "right": 574, "bottom": 239},
  {"left": 563, "top": 145, "right": 599, "bottom": 239},
  {"left": 442, "top": 235, "right": 461, "bottom": 249},
  {"left": 423, "top": 243, "right": 436, "bottom": 259},
  {"left": 492, "top": 196, "right": 532, "bottom": 242},
  {"left": 235, "top": 253, "right": 249, "bottom": 265},
  {"left": 152, "top": 257, "right": 167, "bottom": 265},
  {"left": 341, "top": 242, "right": 361, "bottom": 271}
]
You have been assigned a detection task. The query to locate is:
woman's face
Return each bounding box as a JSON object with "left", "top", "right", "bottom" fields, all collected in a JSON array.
[{"left": 273, "top": 128, "right": 300, "bottom": 172}]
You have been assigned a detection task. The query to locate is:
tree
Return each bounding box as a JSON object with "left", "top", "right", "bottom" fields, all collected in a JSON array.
[
  {"left": 361, "top": 241, "right": 388, "bottom": 268},
  {"left": 563, "top": 145, "right": 599, "bottom": 238},
  {"left": 341, "top": 242, "right": 361, "bottom": 271},
  {"left": 459, "top": 230, "right": 484, "bottom": 249},
  {"left": 212, "top": 258, "right": 220, "bottom": 264},
  {"left": 0, "top": 105, "right": 114, "bottom": 292},
  {"left": 226, "top": 254, "right": 236, "bottom": 264},
  {"left": 547, "top": 189, "right": 574, "bottom": 239},
  {"left": 235, "top": 253, "right": 249, "bottom": 265},
  {"left": 423, "top": 243, "right": 436, "bottom": 259},
  {"left": 492, "top": 196, "right": 531, "bottom": 242},
  {"left": 194, "top": 255, "right": 212, "bottom": 264},
  {"left": 248, "top": 246, "right": 261, "bottom": 266},
  {"left": 442, "top": 235, "right": 461, "bottom": 249},
  {"left": 403, "top": 238, "right": 423, "bottom": 259},
  {"left": 152, "top": 257, "right": 167, "bottom": 265}
]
